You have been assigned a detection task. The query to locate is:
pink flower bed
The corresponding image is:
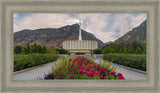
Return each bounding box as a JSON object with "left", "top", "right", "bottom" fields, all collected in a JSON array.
[{"left": 44, "top": 56, "right": 125, "bottom": 80}]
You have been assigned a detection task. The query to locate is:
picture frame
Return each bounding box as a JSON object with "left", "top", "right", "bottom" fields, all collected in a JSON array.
[{"left": 0, "top": 0, "right": 159, "bottom": 93}]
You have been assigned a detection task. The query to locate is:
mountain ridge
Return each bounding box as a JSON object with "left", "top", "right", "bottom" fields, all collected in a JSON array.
[
  {"left": 14, "top": 24, "right": 105, "bottom": 48},
  {"left": 114, "top": 20, "right": 146, "bottom": 44}
]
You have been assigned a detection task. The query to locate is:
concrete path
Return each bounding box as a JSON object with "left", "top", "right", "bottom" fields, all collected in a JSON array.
[
  {"left": 13, "top": 59, "right": 147, "bottom": 80},
  {"left": 13, "top": 62, "right": 54, "bottom": 80}
]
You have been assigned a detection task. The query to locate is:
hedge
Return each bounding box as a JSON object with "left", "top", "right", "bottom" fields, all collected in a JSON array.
[
  {"left": 103, "top": 54, "right": 146, "bottom": 71},
  {"left": 14, "top": 54, "right": 58, "bottom": 72}
]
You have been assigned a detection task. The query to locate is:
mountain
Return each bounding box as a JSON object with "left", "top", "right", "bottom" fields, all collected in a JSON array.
[
  {"left": 14, "top": 24, "right": 105, "bottom": 48},
  {"left": 114, "top": 20, "right": 146, "bottom": 44},
  {"left": 105, "top": 41, "right": 113, "bottom": 44}
]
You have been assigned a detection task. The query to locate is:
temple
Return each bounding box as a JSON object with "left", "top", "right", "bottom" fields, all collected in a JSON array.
[{"left": 63, "top": 19, "right": 98, "bottom": 55}]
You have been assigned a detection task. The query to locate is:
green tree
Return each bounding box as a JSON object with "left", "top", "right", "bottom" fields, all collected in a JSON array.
[
  {"left": 119, "top": 48, "right": 123, "bottom": 53},
  {"left": 123, "top": 47, "right": 127, "bottom": 54},
  {"left": 136, "top": 47, "right": 142, "bottom": 54},
  {"left": 47, "top": 46, "right": 58, "bottom": 54},
  {"left": 33, "top": 43, "right": 38, "bottom": 53},
  {"left": 14, "top": 46, "right": 22, "bottom": 54},
  {"left": 21, "top": 45, "right": 25, "bottom": 55},
  {"left": 93, "top": 49, "right": 102, "bottom": 54},
  {"left": 127, "top": 45, "right": 134, "bottom": 54},
  {"left": 26, "top": 43, "right": 32, "bottom": 54}
]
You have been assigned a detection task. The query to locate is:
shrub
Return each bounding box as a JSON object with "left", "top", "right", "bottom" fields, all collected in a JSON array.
[
  {"left": 14, "top": 54, "right": 58, "bottom": 71},
  {"left": 103, "top": 54, "right": 146, "bottom": 71},
  {"left": 44, "top": 56, "right": 125, "bottom": 80}
]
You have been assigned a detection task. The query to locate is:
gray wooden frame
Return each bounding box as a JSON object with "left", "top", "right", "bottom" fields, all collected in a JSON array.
[{"left": 0, "top": 0, "right": 159, "bottom": 93}]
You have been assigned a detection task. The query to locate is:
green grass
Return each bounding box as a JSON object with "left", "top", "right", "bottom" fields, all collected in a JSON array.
[
  {"left": 14, "top": 53, "right": 58, "bottom": 72},
  {"left": 103, "top": 53, "right": 146, "bottom": 71}
]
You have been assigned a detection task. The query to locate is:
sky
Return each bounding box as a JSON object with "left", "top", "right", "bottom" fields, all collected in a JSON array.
[{"left": 14, "top": 13, "right": 146, "bottom": 43}]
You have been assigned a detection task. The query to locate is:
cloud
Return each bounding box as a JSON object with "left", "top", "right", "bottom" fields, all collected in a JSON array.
[{"left": 14, "top": 13, "right": 146, "bottom": 42}]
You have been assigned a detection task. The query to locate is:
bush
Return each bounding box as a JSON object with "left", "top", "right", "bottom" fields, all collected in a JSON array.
[
  {"left": 103, "top": 54, "right": 146, "bottom": 71},
  {"left": 44, "top": 56, "right": 125, "bottom": 80},
  {"left": 14, "top": 54, "right": 58, "bottom": 72}
]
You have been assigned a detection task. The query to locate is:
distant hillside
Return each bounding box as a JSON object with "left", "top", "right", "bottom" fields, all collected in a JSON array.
[
  {"left": 14, "top": 24, "right": 105, "bottom": 48},
  {"left": 114, "top": 20, "right": 146, "bottom": 44}
]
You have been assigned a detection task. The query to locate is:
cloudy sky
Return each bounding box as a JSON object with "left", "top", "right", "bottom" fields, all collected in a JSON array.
[{"left": 14, "top": 13, "right": 146, "bottom": 43}]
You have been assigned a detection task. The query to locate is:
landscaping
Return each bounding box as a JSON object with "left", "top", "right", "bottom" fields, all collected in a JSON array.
[
  {"left": 44, "top": 56, "right": 125, "bottom": 80},
  {"left": 103, "top": 54, "right": 146, "bottom": 71},
  {"left": 14, "top": 54, "right": 58, "bottom": 72}
]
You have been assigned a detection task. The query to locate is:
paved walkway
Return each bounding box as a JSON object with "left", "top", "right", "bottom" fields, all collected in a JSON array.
[
  {"left": 13, "top": 62, "right": 55, "bottom": 80},
  {"left": 13, "top": 59, "right": 147, "bottom": 80}
]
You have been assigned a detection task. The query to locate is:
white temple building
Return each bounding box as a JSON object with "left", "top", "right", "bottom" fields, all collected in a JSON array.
[{"left": 63, "top": 20, "right": 98, "bottom": 55}]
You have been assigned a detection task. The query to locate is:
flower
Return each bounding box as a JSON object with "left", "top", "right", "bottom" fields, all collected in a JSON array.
[
  {"left": 70, "top": 69, "right": 74, "bottom": 72},
  {"left": 57, "top": 76, "right": 61, "bottom": 79},
  {"left": 103, "top": 70, "right": 108, "bottom": 73},
  {"left": 132, "top": 59, "right": 135, "bottom": 61},
  {"left": 72, "top": 71, "right": 76, "bottom": 74},
  {"left": 88, "top": 71, "right": 94, "bottom": 77},
  {"left": 69, "top": 59, "right": 72, "bottom": 62},
  {"left": 80, "top": 66, "right": 84, "bottom": 69},
  {"left": 65, "top": 68, "right": 69, "bottom": 70},
  {"left": 59, "top": 67, "right": 61, "bottom": 70},
  {"left": 117, "top": 73, "right": 123, "bottom": 77},
  {"left": 99, "top": 68, "right": 103, "bottom": 71},
  {"left": 94, "top": 71, "right": 99, "bottom": 75},
  {"left": 82, "top": 70, "right": 87, "bottom": 74},
  {"left": 77, "top": 65, "right": 81, "bottom": 68},
  {"left": 86, "top": 67, "right": 90, "bottom": 71},
  {"left": 79, "top": 70, "right": 83, "bottom": 75},
  {"left": 69, "top": 75, "right": 73, "bottom": 79},
  {"left": 119, "top": 77, "right": 125, "bottom": 80},
  {"left": 99, "top": 75, "right": 103, "bottom": 79},
  {"left": 111, "top": 71, "right": 116, "bottom": 75}
]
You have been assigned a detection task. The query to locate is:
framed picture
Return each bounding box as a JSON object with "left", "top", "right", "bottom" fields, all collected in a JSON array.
[{"left": 0, "top": 0, "right": 159, "bottom": 93}]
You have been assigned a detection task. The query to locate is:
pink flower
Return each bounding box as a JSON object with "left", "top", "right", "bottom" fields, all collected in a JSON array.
[
  {"left": 88, "top": 71, "right": 94, "bottom": 77},
  {"left": 77, "top": 65, "right": 81, "bottom": 68},
  {"left": 99, "top": 75, "right": 103, "bottom": 79},
  {"left": 70, "top": 69, "right": 74, "bottom": 72},
  {"left": 69, "top": 75, "right": 73, "bottom": 79},
  {"left": 65, "top": 68, "right": 69, "bottom": 70},
  {"left": 132, "top": 59, "right": 135, "bottom": 61},
  {"left": 111, "top": 71, "right": 116, "bottom": 75},
  {"left": 96, "top": 65, "right": 100, "bottom": 68},
  {"left": 57, "top": 76, "right": 61, "bottom": 79},
  {"left": 117, "top": 73, "right": 123, "bottom": 77},
  {"left": 59, "top": 67, "right": 61, "bottom": 70},
  {"left": 91, "top": 70, "right": 94, "bottom": 73},
  {"left": 94, "top": 71, "right": 99, "bottom": 75},
  {"left": 72, "top": 71, "right": 76, "bottom": 74},
  {"left": 99, "top": 68, "right": 103, "bottom": 71},
  {"left": 86, "top": 67, "right": 90, "bottom": 71},
  {"left": 79, "top": 70, "right": 83, "bottom": 75},
  {"left": 103, "top": 70, "right": 109, "bottom": 73},
  {"left": 119, "top": 77, "right": 125, "bottom": 80},
  {"left": 82, "top": 70, "right": 87, "bottom": 74},
  {"left": 80, "top": 66, "right": 84, "bottom": 69}
]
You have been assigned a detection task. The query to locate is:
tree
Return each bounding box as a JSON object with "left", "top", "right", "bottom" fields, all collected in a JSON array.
[
  {"left": 93, "top": 49, "right": 102, "bottom": 54},
  {"left": 26, "top": 43, "right": 32, "bottom": 54},
  {"left": 136, "top": 47, "right": 142, "bottom": 54},
  {"left": 47, "top": 46, "right": 58, "bottom": 54},
  {"left": 119, "top": 48, "right": 123, "bottom": 53},
  {"left": 21, "top": 45, "right": 25, "bottom": 54},
  {"left": 123, "top": 47, "right": 128, "bottom": 54},
  {"left": 127, "top": 45, "right": 134, "bottom": 54},
  {"left": 14, "top": 45, "right": 22, "bottom": 54}
]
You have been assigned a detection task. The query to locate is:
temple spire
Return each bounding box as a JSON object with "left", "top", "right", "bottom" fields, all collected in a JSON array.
[{"left": 78, "top": 19, "right": 82, "bottom": 41}]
